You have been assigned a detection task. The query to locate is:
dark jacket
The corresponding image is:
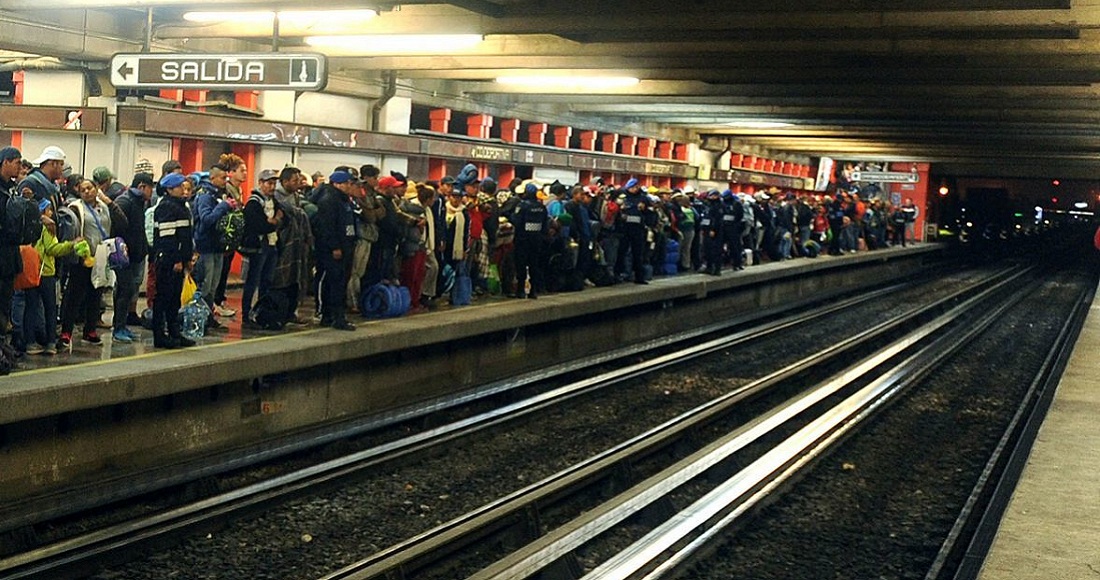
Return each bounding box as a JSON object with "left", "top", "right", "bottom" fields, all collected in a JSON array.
[
  {"left": 114, "top": 188, "right": 150, "bottom": 262},
  {"left": 0, "top": 179, "right": 21, "bottom": 276},
  {"left": 239, "top": 190, "right": 280, "bottom": 254},
  {"left": 313, "top": 185, "right": 357, "bottom": 256},
  {"left": 153, "top": 195, "right": 194, "bottom": 267}
]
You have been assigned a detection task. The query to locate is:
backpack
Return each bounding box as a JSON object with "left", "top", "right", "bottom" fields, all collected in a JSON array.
[
  {"left": 105, "top": 237, "right": 129, "bottom": 270},
  {"left": 1, "top": 194, "right": 42, "bottom": 246},
  {"left": 252, "top": 290, "right": 289, "bottom": 330},
  {"left": 55, "top": 205, "right": 79, "bottom": 243},
  {"left": 217, "top": 210, "right": 245, "bottom": 253},
  {"left": 13, "top": 244, "right": 41, "bottom": 290},
  {"left": 0, "top": 342, "right": 16, "bottom": 375}
]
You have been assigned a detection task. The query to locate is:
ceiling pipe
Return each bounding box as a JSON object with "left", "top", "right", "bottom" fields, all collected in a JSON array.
[{"left": 371, "top": 70, "right": 398, "bottom": 132}]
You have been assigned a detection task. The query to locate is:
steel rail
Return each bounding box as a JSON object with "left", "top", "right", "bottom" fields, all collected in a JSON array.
[
  {"left": 925, "top": 277, "right": 1096, "bottom": 580},
  {"left": 0, "top": 274, "right": 925, "bottom": 536},
  {"left": 588, "top": 271, "right": 1043, "bottom": 580},
  {"left": 317, "top": 268, "right": 1026, "bottom": 580},
  {"left": 467, "top": 269, "right": 1035, "bottom": 580},
  {"left": 0, "top": 272, "right": 971, "bottom": 580}
]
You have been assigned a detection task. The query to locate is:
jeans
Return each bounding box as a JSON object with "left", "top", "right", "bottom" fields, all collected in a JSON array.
[
  {"left": 21, "top": 276, "right": 58, "bottom": 348},
  {"left": 196, "top": 252, "right": 224, "bottom": 308},
  {"left": 11, "top": 290, "right": 25, "bottom": 348},
  {"left": 112, "top": 258, "right": 146, "bottom": 330},
  {"left": 241, "top": 246, "right": 277, "bottom": 320}
]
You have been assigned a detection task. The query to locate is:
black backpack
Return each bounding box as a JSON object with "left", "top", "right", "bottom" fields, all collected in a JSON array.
[
  {"left": 1, "top": 194, "right": 42, "bottom": 246},
  {"left": 217, "top": 210, "right": 245, "bottom": 253},
  {"left": 252, "top": 290, "right": 288, "bottom": 330}
]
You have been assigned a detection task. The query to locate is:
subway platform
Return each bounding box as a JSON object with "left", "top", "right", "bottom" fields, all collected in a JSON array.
[
  {"left": 978, "top": 280, "right": 1100, "bottom": 580},
  {"left": 0, "top": 244, "right": 944, "bottom": 508}
]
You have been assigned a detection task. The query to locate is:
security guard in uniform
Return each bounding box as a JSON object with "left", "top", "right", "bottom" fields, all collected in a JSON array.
[
  {"left": 702, "top": 190, "right": 725, "bottom": 275},
  {"left": 721, "top": 190, "right": 745, "bottom": 270},
  {"left": 619, "top": 178, "right": 650, "bottom": 284},
  {"left": 314, "top": 171, "right": 359, "bottom": 330},
  {"left": 510, "top": 182, "right": 548, "bottom": 299},
  {"left": 151, "top": 173, "right": 195, "bottom": 349}
]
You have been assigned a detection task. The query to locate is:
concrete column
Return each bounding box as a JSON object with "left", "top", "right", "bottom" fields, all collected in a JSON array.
[
  {"left": 601, "top": 133, "right": 619, "bottom": 154},
  {"left": 552, "top": 126, "right": 572, "bottom": 149},
  {"left": 467, "top": 113, "right": 493, "bottom": 140},
  {"left": 429, "top": 108, "right": 451, "bottom": 133},
  {"left": 579, "top": 130, "right": 597, "bottom": 151},
  {"left": 619, "top": 136, "right": 637, "bottom": 157},
  {"left": 500, "top": 118, "right": 520, "bottom": 143}
]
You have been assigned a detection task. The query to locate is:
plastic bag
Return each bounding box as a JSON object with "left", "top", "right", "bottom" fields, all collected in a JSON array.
[
  {"left": 91, "top": 242, "right": 116, "bottom": 289},
  {"left": 180, "top": 271, "right": 197, "bottom": 305},
  {"left": 486, "top": 264, "right": 502, "bottom": 295},
  {"left": 179, "top": 291, "right": 211, "bottom": 341}
]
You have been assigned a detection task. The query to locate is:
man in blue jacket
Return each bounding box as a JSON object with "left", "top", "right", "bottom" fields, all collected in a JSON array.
[{"left": 191, "top": 164, "right": 235, "bottom": 328}]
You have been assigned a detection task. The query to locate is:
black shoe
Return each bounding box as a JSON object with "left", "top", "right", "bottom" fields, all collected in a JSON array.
[
  {"left": 176, "top": 336, "right": 196, "bottom": 348},
  {"left": 635, "top": 279, "right": 649, "bottom": 285},
  {"left": 154, "top": 336, "right": 179, "bottom": 349},
  {"left": 511, "top": 292, "right": 525, "bottom": 299},
  {"left": 319, "top": 318, "right": 333, "bottom": 327},
  {"left": 527, "top": 293, "right": 538, "bottom": 300},
  {"left": 331, "top": 321, "right": 356, "bottom": 331},
  {"left": 126, "top": 312, "right": 143, "bottom": 326}
]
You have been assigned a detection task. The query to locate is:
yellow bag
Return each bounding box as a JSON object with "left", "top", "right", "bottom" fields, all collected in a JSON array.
[{"left": 181, "top": 272, "right": 197, "bottom": 304}]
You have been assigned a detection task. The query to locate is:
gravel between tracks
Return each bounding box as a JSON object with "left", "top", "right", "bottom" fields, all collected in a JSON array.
[
  {"left": 86, "top": 271, "right": 996, "bottom": 579},
  {"left": 679, "top": 271, "right": 1090, "bottom": 580}
]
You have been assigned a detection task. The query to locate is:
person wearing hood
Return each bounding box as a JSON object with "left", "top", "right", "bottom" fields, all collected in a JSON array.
[
  {"left": 399, "top": 183, "right": 433, "bottom": 311},
  {"left": 616, "top": 178, "right": 650, "bottom": 284},
  {"left": 190, "top": 163, "right": 236, "bottom": 329},
  {"left": 509, "top": 182, "right": 548, "bottom": 299}
]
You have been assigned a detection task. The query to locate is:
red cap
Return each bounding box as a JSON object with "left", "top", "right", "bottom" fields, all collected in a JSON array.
[{"left": 378, "top": 175, "right": 404, "bottom": 189}]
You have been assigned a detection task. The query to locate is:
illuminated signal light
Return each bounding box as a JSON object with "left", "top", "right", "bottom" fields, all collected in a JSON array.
[{"left": 1052, "top": 179, "right": 1061, "bottom": 186}]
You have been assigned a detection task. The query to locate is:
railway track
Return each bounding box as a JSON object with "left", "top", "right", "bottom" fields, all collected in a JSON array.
[{"left": 0, "top": 265, "right": 1043, "bottom": 580}]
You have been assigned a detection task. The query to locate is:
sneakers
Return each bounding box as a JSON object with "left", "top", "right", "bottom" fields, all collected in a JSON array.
[
  {"left": 214, "top": 303, "right": 237, "bottom": 317},
  {"left": 331, "top": 321, "right": 357, "bottom": 331},
  {"left": 58, "top": 332, "right": 72, "bottom": 348},
  {"left": 112, "top": 328, "right": 136, "bottom": 344},
  {"left": 82, "top": 330, "right": 102, "bottom": 344},
  {"left": 25, "top": 344, "right": 45, "bottom": 355},
  {"left": 43, "top": 345, "right": 57, "bottom": 356}
]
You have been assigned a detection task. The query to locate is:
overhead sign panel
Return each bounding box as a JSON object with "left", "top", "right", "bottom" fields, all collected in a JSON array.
[
  {"left": 850, "top": 170, "right": 919, "bottom": 183},
  {"left": 110, "top": 53, "right": 327, "bottom": 91}
]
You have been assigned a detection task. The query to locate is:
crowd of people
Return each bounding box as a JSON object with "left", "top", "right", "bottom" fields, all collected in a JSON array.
[{"left": 0, "top": 144, "right": 922, "bottom": 356}]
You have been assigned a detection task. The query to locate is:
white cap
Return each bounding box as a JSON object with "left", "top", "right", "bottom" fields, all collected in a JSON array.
[
  {"left": 32, "top": 145, "right": 66, "bottom": 165},
  {"left": 683, "top": 185, "right": 696, "bottom": 194}
]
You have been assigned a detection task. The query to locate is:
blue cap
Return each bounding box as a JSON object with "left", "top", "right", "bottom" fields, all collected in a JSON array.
[
  {"left": 160, "top": 173, "right": 186, "bottom": 189},
  {"left": 330, "top": 170, "right": 356, "bottom": 184},
  {"left": 624, "top": 178, "right": 639, "bottom": 190},
  {"left": 721, "top": 189, "right": 733, "bottom": 200},
  {"left": 524, "top": 183, "right": 539, "bottom": 196},
  {"left": 38, "top": 198, "right": 51, "bottom": 213}
]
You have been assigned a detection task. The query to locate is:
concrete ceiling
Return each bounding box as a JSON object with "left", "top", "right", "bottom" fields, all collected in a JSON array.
[{"left": 2, "top": 0, "right": 1100, "bottom": 177}]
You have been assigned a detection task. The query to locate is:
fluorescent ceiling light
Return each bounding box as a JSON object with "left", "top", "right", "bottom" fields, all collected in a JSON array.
[
  {"left": 305, "top": 35, "right": 483, "bottom": 53},
  {"left": 183, "top": 10, "right": 377, "bottom": 24},
  {"left": 724, "top": 121, "right": 794, "bottom": 129},
  {"left": 495, "top": 76, "right": 640, "bottom": 89}
]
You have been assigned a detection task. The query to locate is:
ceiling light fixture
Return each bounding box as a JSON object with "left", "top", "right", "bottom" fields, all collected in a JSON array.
[
  {"left": 495, "top": 76, "right": 640, "bottom": 89},
  {"left": 723, "top": 121, "right": 794, "bottom": 129},
  {"left": 183, "top": 10, "right": 377, "bottom": 24},
  {"left": 305, "top": 34, "right": 483, "bottom": 53}
]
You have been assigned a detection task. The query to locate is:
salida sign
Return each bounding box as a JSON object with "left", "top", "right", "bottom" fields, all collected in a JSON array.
[{"left": 110, "top": 53, "right": 327, "bottom": 91}]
